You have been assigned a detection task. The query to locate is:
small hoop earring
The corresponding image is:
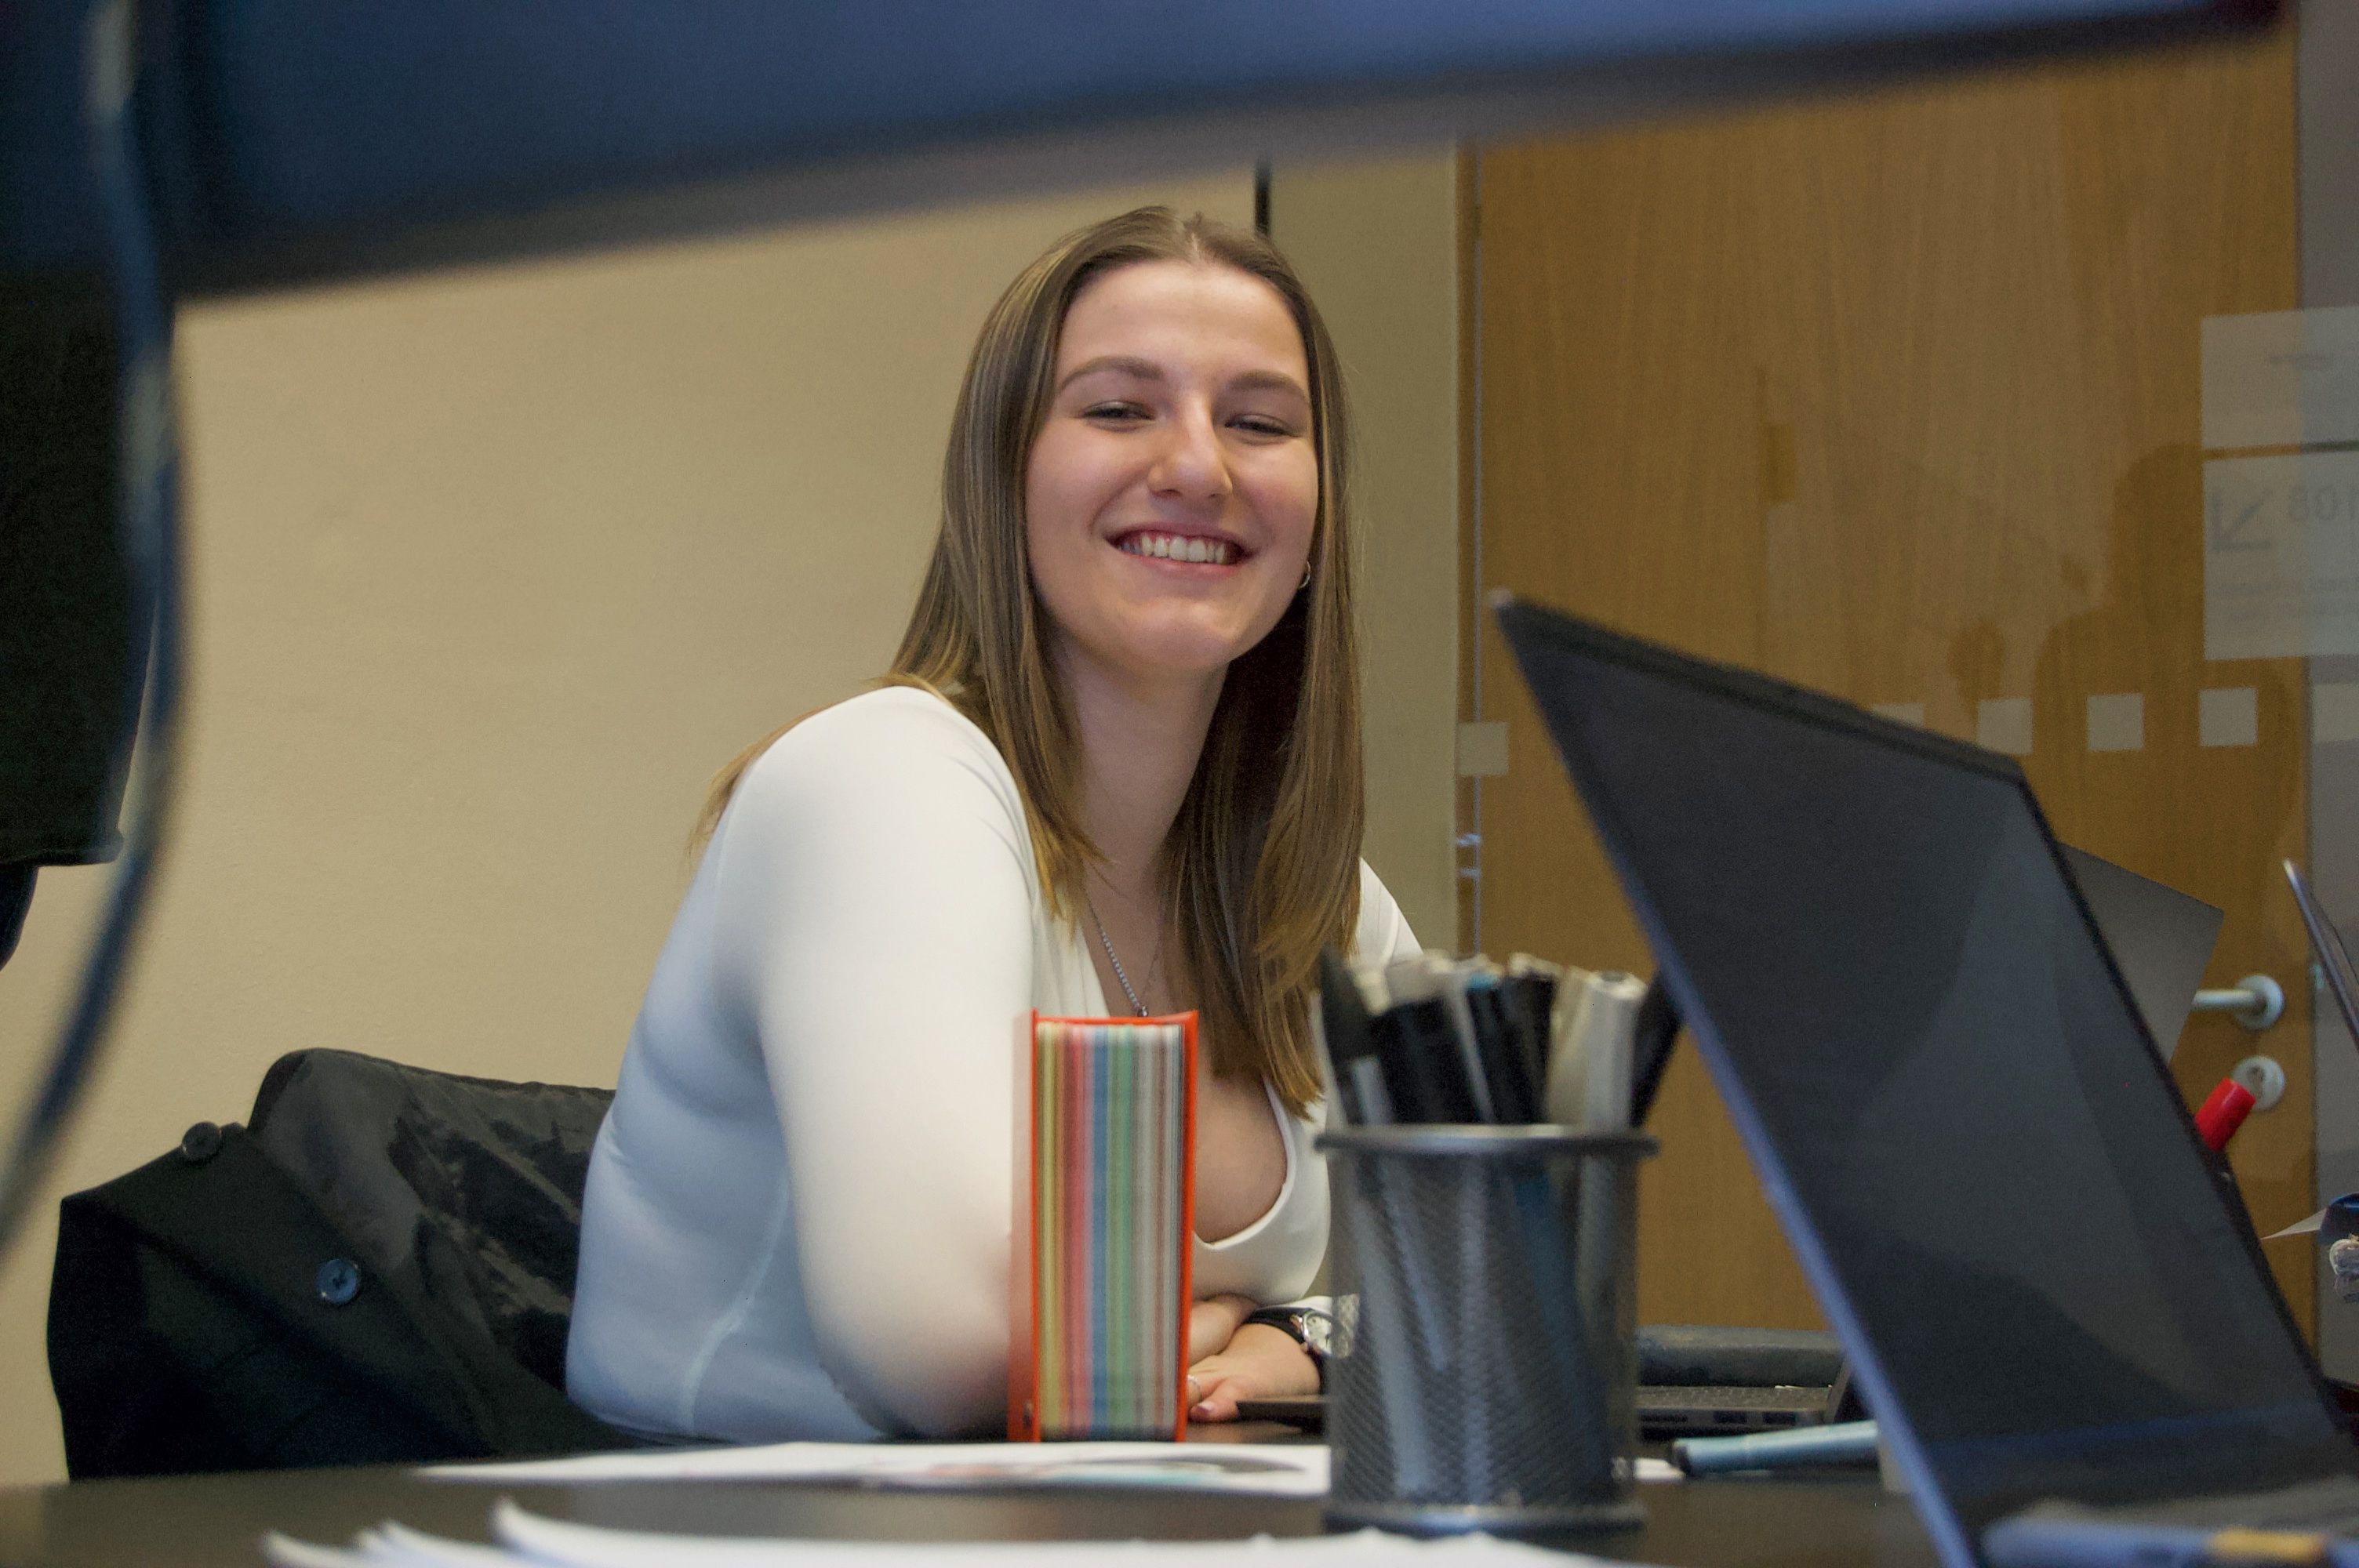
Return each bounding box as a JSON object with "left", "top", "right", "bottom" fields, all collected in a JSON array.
[{"left": 1299, "top": 566, "right": 1313, "bottom": 592}]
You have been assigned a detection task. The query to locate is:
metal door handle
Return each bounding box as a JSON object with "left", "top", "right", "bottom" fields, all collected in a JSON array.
[{"left": 2189, "top": 974, "right": 2284, "bottom": 1030}]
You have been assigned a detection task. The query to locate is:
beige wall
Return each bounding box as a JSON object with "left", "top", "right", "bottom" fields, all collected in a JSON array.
[
  {"left": 1270, "top": 155, "right": 1463, "bottom": 948},
  {"left": 0, "top": 176, "right": 1259, "bottom": 1486},
  {"left": 0, "top": 159, "right": 1463, "bottom": 1487}
]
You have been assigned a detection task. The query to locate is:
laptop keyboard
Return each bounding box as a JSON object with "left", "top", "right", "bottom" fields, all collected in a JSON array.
[{"left": 1637, "top": 1385, "right": 1831, "bottom": 1435}]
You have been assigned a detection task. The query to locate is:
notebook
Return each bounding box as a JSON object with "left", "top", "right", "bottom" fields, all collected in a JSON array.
[
  {"left": 1494, "top": 598, "right": 2359, "bottom": 1568},
  {"left": 1008, "top": 1011, "right": 1197, "bottom": 1443}
]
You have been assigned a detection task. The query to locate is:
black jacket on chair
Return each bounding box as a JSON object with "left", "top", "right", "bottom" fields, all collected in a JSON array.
[{"left": 48, "top": 1050, "right": 636, "bottom": 1477}]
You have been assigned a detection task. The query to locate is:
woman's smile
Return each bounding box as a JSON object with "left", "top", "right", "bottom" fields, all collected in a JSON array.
[{"left": 1112, "top": 528, "right": 1246, "bottom": 567}]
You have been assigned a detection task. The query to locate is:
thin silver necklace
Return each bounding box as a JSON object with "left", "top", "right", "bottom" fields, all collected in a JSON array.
[{"left": 1088, "top": 903, "right": 1151, "bottom": 1017}]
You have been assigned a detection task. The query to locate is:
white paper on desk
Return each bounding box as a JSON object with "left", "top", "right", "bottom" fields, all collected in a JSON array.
[
  {"left": 263, "top": 1518, "right": 526, "bottom": 1567},
  {"left": 265, "top": 1500, "right": 1678, "bottom": 1568},
  {"left": 427, "top": 1441, "right": 1329, "bottom": 1497},
  {"left": 495, "top": 1504, "right": 1654, "bottom": 1567}
]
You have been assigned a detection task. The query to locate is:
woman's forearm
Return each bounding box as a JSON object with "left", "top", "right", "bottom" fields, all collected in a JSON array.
[{"left": 1188, "top": 1294, "right": 1256, "bottom": 1363}]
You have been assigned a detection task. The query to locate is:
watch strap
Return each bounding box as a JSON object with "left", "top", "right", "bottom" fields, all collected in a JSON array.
[{"left": 1241, "top": 1306, "right": 1331, "bottom": 1392}]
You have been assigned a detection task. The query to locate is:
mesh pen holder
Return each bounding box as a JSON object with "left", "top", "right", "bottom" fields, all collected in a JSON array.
[{"left": 1318, "top": 1124, "right": 1657, "bottom": 1537}]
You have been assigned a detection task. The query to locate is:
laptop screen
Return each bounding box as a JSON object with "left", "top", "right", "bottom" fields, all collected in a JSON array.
[{"left": 1496, "top": 601, "right": 2350, "bottom": 1552}]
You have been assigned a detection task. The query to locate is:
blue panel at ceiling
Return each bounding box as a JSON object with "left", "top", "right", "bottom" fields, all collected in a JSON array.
[
  {"left": 0, "top": 0, "right": 107, "bottom": 266},
  {"left": 191, "top": 0, "right": 2222, "bottom": 238}
]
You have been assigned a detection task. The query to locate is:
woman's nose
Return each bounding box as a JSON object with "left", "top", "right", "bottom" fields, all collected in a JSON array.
[{"left": 1148, "top": 408, "right": 1231, "bottom": 502}]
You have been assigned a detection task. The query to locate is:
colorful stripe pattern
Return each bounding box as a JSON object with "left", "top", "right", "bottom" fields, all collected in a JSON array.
[{"left": 1030, "top": 1018, "right": 1191, "bottom": 1440}]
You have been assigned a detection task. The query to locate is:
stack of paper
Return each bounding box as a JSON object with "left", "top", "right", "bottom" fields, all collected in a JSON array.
[
  {"left": 426, "top": 1441, "right": 1327, "bottom": 1496},
  {"left": 423, "top": 1442, "right": 1676, "bottom": 1494},
  {"left": 267, "top": 1501, "right": 1663, "bottom": 1568}
]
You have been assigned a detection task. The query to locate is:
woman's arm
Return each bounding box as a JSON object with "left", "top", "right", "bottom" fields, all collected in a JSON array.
[
  {"left": 1188, "top": 1294, "right": 1256, "bottom": 1363},
  {"left": 1358, "top": 860, "right": 1425, "bottom": 968},
  {"left": 709, "top": 694, "right": 1037, "bottom": 1437},
  {"left": 1187, "top": 1324, "right": 1320, "bottom": 1419}
]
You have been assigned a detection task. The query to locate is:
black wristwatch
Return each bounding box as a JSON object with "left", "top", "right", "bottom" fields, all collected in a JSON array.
[{"left": 1241, "top": 1306, "right": 1332, "bottom": 1391}]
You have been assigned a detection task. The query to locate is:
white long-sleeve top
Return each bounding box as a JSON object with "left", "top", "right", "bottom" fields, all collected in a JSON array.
[{"left": 567, "top": 687, "right": 1419, "bottom": 1443}]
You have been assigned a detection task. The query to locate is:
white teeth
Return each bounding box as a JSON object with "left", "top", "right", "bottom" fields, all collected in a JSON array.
[{"left": 1119, "top": 532, "right": 1236, "bottom": 564}]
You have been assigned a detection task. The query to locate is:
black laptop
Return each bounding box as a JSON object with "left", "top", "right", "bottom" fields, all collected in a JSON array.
[{"left": 1495, "top": 598, "right": 2359, "bottom": 1568}]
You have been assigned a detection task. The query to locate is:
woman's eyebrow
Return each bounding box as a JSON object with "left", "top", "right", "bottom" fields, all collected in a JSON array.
[
  {"left": 1227, "top": 368, "right": 1310, "bottom": 402},
  {"left": 1057, "top": 355, "right": 1161, "bottom": 393},
  {"left": 1055, "top": 358, "right": 1309, "bottom": 404}
]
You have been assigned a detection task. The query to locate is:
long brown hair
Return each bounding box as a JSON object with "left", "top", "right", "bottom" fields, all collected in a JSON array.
[{"left": 702, "top": 207, "right": 1363, "bottom": 1115}]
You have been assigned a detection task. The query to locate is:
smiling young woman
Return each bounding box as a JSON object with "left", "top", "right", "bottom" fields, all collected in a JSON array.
[
  {"left": 907, "top": 218, "right": 1359, "bottom": 1122},
  {"left": 567, "top": 209, "right": 1420, "bottom": 1445}
]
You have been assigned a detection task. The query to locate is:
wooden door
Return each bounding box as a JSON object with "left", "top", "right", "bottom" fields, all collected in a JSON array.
[{"left": 1466, "top": 32, "right": 2311, "bottom": 1333}]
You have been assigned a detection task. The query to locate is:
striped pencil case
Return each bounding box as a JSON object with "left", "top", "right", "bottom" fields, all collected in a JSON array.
[{"left": 1008, "top": 1011, "right": 1198, "bottom": 1441}]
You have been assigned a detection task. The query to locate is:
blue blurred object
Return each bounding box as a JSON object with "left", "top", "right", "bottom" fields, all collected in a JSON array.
[
  {"left": 1673, "top": 1419, "right": 1881, "bottom": 1475},
  {"left": 2327, "top": 1195, "right": 2359, "bottom": 1244},
  {"left": 8, "top": 0, "right": 2281, "bottom": 292},
  {"left": 1, "top": 0, "right": 186, "bottom": 1267}
]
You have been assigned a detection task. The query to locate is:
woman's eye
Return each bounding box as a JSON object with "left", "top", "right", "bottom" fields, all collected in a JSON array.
[
  {"left": 1084, "top": 402, "right": 1150, "bottom": 422},
  {"left": 1231, "top": 416, "right": 1298, "bottom": 438}
]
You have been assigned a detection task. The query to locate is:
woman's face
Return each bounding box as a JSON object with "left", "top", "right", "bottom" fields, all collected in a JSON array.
[{"left": 1024, "top": 258, "right": 1318, "bottom": 692}]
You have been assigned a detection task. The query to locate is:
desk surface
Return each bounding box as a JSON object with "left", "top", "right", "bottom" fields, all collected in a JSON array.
[{"left": 0, "top": 1457, "right": 1943, "bottom": 1568}]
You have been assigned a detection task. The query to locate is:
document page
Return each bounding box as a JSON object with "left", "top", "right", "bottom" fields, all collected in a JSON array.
[
  {"left": 267, "top": 1500, "right": 1663, "bottom": 1568},
  {"left": 425, "top": 1440, "right": 1329, "bottom": 1496}
]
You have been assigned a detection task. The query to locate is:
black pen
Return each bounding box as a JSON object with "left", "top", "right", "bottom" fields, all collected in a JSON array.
[
  {"left": 1502, "top": 954, "right": 1561, "bottom": 1115},
  {"left": 1434, "top": 960, "right": 1502, "bottom": 1124},
  {"left": 1383, "top": 959, "right": 1486, "bottom": 1123},
  {"left": 1317, "top": 946, "right": 1393, "bottom": 1125},
  {"left": 1464, "top": 969, "right": 1543, "bottom": 1122}
]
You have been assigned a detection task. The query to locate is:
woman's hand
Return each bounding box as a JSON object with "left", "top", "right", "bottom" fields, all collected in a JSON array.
[
  {"left": 1186, "top": 1323, "right": 1318, "bottom": 1423},
  {"left": 1187, "top": 1294, "right": 1255, "bottom": 1364}
]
